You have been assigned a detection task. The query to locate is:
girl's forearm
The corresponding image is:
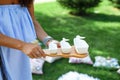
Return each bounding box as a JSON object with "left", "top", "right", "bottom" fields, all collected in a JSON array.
[
  {"left": 0, "top": 33, "right": 26, "bottom": 50},
  {"left": 33, "top": 20, "right": 54, "bottom": 46},
  {"left": 33, "top": 20, "right": 48, "bottom": 41}
]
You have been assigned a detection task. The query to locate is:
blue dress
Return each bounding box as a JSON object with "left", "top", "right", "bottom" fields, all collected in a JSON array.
[{"left": 0, "top": 5, "right": 37, "bottom": 80}]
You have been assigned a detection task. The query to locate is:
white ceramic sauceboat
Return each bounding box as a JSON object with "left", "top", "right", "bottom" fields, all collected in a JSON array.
[
  {"left": 60, "top": 38, "right": 72, "bottom": 53},
  {"left": 73, "top": 35, "right": 89, "bottom": 54}
]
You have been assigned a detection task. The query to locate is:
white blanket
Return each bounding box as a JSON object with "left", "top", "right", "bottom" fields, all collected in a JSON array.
[{"left": 58, "top": 71, "right": 100, "bottom": 80}]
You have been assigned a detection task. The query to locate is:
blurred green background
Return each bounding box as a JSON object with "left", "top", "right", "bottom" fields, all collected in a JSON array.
[{"left": 33, "top": 0, "right": 120, "bottom": 80}]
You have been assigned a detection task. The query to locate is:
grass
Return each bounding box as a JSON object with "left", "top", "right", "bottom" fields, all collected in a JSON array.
[{"left": 33, "top": 0, "right": 120, "bottom": 80}]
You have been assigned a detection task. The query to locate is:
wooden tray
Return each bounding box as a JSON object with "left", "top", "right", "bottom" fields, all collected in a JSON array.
[{"left": 43, "top": 46, "right": 88, "bottom": 58}]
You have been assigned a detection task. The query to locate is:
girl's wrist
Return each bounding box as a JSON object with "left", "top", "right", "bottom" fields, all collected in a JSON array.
[
  {"left": 17, "top": 41, "right": 27, "bottom": 51},
  {"left": 42, "top": 36, "right": 53, "bottom": 46}
]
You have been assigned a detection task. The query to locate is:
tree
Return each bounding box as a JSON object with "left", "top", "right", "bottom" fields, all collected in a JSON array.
[
  {"left": 109, "top": 0, "right": 120, "bottom": 8},
  {"left": 57, "top": 0, "right": 101, "bottom": 16}
]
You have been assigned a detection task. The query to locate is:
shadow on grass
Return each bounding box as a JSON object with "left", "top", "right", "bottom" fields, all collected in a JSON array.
[
  {"left": 33, "top": 11, "right": 120, "bottom": 80},
  {"left": 82, "top": 13, "right": 120, "bottom": 22},
  {"left": 68, "top": 12, "right": 120, "bottom": 22}
]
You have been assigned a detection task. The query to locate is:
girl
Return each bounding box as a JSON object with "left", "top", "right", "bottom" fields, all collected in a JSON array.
[{"left": 0, "top": 0, "right": 57, "bottom": 80}]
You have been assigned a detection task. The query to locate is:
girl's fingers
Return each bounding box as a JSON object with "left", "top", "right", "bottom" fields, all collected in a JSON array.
[
  {"left": 28, "top": 54, "right": 34, "bottom": 58},
  {"left": 37, "top": 46, "right": 46, "bottom": 58},
  {"left": 26, "top": 45, "right": 46, "bottom": 58}
]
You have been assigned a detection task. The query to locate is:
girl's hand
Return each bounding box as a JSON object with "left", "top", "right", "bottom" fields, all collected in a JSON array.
[{"left": 21, "top": 43, "right": 46, "bottom": 58}]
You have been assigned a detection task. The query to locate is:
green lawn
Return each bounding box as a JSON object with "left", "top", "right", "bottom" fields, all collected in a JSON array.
[{"left": 33, "top": 0, "right": 120, "bottom": 80}]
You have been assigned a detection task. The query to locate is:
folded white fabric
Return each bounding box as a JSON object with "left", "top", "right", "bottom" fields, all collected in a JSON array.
[
  {"left": 44, "top": 56, "right": 61, "bottom": 63},
  {"left": 58, "top": 71, "right": 100, "bottom": 80},
  {"left": 93, "top": 56, "right": 120, "bottom": 69},
  {"left": 69, "top": 55, "right": 93, "bottom": 64},
  {"left": 30, "top": 58, "right": 45, "bottom": 74},
  {"left": 117, "top": 69, "right": 120, "bottom": 74}
]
